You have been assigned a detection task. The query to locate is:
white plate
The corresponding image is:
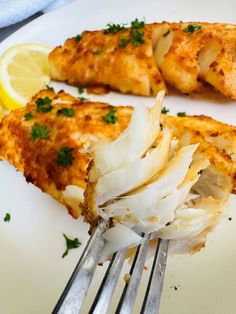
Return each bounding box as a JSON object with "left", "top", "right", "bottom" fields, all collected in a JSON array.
[{"left": 0, "top": 0, "right": 236, "bottom": 313}]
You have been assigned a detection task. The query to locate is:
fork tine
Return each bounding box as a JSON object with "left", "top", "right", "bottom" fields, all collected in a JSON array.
[
  {"left": 141, "top": 239, "right": 169, "bottom": 314},
  {"left": 88, "top": 248, "right": 127, "bottom": 314},
  {"left": 115, "top": 233, "right": 151, "bottom": 314},
  {"left": 52, "top": 219, "right": 109, "bottom": 314}
]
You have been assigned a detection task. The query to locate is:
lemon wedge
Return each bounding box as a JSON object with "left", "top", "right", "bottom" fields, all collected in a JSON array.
[{"left": 0, "top": 44, "right": 51, "bottom": 110}]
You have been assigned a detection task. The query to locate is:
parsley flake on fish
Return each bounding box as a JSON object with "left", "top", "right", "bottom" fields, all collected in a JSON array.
[
  {"left": 57, "top": 147, "right": 74, "bottom": 166},
  {"left": 30, "top": 124, "right": 49, "bottom": 141},
  {"left": 102, "top": 107, "right": 117, "bottom": 124},
  {"left": 36, "top": 97, "right": 53, "bottom": 113}
]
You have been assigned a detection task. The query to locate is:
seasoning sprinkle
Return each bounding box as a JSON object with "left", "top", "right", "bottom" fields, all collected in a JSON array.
[
  {"left": 104, "top": 23, "right": 126, "bottom": 34},
  {"left": 4, "top": 212, "right": 11, "bottom": 222},
  {"left": 131, "top": 18, "right": 145, "bottom": 29},
  {"left": 74, "top": 34, "right": 82, "bottom": 42},
  {"left": 161, "top": 107, "right": 170, "bottom": 114},
  {"left": 57, "top": 108, "right": 75, "bottom": 118},
  {"left": 102, "top": 107, "right": 117, "bottom": 124},
  {"left": 24, "top": 112, "right": 34, "bottom": 121},
  {"left": 78, "top": 87, "right": 84, "bottom": 94},
  {"left": 177, "top": 112, "right": 186, "bottom": 117},
  {"left": 62, "top": 234, "right": 81, "bottom": 258},
  {"left": 119, "top": 38, "right": 129, "bottom": 48},
  {"left": 130, "top": 29, "right": 144, "bottom": 46},
  {"left": 78, "top": 97, "right": 89, "bottom": 102},
  {"left": 45, "top": 84, "right": 53, "bottom": 90},
  {"left": 184, "top": 24, "right": 202, "bottom": 33},
  {"left": 30, "top": 124, "right": 49, "bottom": 141},
  {"left": 57, "top": 147, "right": 74, "bottom": 166},
  {"left": 36, "top": 97, "right": 53, "bottom": 113}
]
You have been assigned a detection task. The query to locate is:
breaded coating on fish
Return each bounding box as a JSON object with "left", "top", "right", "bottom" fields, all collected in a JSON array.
[
  {"left": 49, "top": 21, "right": 236, "bottom": 99},
  {"left": 0, "top": 90, "right": 235, "bottom": 222},
  {"left": 0, "top": 89, "right": 131, "bottom": 217},
  {"left": 49, "top": 24, "right": 166, "bottom": 96}
]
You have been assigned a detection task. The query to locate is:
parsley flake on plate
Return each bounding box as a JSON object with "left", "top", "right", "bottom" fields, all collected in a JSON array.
[
  {"left": 24, "top": 112, "right": 34, "bottom": 121},
  {"left": 45, "top": 84, "right": 54, "bottom": 90},
  {"left": 57, "top": 108, "right": 75, "bottom": 118},
  {"left": 57, "top": 147, "right": 74, "bottom": 166},
  {"left": 102, "top": 107, "right": 117, "bottom": 124},
  {"left": 62, "top": 234, "right": 81, "bottom": 258},
  {"left": 4, "top": 212, "right": 11, "bottom": 222},
  {"left": 177, "top": 111, "right": 186, "bottom": 117},
  {"left": 161, "top": 107, "right": 170, "bottom": 114},
  {"left": 78, "top": 87, "right": 84, "bottom": 94},
  {"left": 36, "top": 97, "right": 53, "bottom": 113},
  {"left": 30, "top": 123, "right": 49, "bottom": 141},
  {"left": 184, "top": 24, "right": 202, "bottom": 33}
]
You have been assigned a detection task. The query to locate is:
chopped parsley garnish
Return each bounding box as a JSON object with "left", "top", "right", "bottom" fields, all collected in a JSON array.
[
  {"left": 57, "top": 147, "right": 74, "bottom": 166},
  {"left": 184, "top": 24, "right": 202, "bottom": 33},
  {"left": 177, "top": 111, "right": 186, "bottom": 117},
  {"left": 78, "top": 97, "right": 89, "bottom": 102},
  {"left": 36, "top": 97, "right": 53, "bottom": 113},
  {"left": 104, "top": 23, "right": 126, "bottom": 34},
  {"left": 74, "top": 34, "right": 82, "bottom": 42},
  {"left": 131, "top": 18, "right": 145, "bottom": 29},
  {"left": 62, "top": 234, "right": 81, "bottom": 258},
  {"left": 163, "top": 30, "right": 170, "bottom": 37},
  {"left": 130, "top": 29, "right": 144, "bottom": 46},
  {"left": 57, "top": 108, "right": 75, "bottom": 117},
  {"left": 78, "top": 87, "right": 84, "bottom": 94},
  {"left": 102, "top": 107, "right": 117, "bottom": 124},
  {"left": 129, "top": 18, "right": 145, "bottom": 46},
  {"left": 4, "top": 212, "right": 11, "bottom": 222},
  {"left": 45, "top": 84, "right": 53, "bottom": 90},
  {"left": 30, "top": 123, "right": 49, "bottom": 141},
  {"left": 24, "top": 112, "right": 34, "bottom": 121},
  {"left": 93, "top": 49, "right": 102, "bottom": 55},
  {"left": 161, "top": 107, "right": 170, "bottom": 114},
  {"left": 119, "top": 38, "right": 129, "bottom": 48}
]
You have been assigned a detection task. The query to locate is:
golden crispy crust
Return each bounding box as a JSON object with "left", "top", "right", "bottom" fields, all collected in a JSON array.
[
  {"left": 163, "top": 22, "right": 236, "bottom": 98},
  {"left": 163, "top": 114, "right": 236, "bottom": 163},
  {"left": 0, "top": 90, "right": 131, "bottom": 217},
  {"left": 49, "top": 22, "right": 236, "bottom": 99},
  {"left": 0, "top": 90, "right": 235, "bottom": 222},
  {"left": 49, "top": 25, "right": 166, "bottom": 96}
]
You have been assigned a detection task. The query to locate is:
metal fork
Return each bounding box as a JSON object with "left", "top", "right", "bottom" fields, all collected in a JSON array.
[{"left": 52, "top": 219, "right": 169, "bottom": 314}]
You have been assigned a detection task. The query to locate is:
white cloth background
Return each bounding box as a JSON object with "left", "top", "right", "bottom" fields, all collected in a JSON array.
[{"left": 0, "top": 0, "right": 75, "bottom": 28}]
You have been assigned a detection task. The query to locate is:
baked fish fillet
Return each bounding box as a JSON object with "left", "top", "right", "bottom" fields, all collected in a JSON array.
[
  {"left": 0, "top": 90, "right": 235, "bottom": 222},
  {"left": 49, "top": 21, "right": 236, "bottom": 99},
  {"left": 49, "top": 23, "right": 166, "bottom": 96}
]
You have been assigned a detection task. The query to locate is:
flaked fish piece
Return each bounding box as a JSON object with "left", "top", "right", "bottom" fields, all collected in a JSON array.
[{"left": 0, "top": 90, "right": 235, "bottom": 223}]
